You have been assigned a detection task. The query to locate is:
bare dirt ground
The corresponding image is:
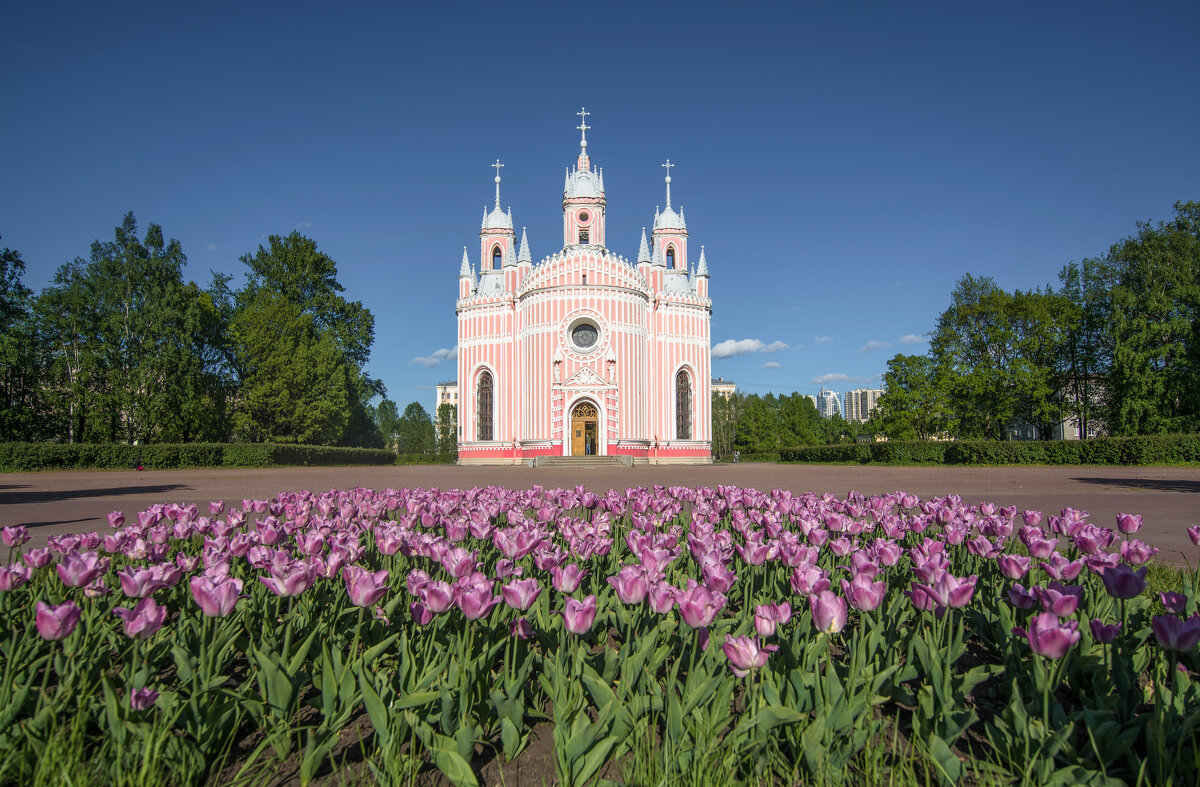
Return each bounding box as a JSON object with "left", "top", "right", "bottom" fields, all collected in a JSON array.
[{"left": 2, "top": 463, "right": 1198, "bottom": 564}]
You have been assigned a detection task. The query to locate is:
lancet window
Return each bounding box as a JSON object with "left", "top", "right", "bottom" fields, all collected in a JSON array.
[
  {"left": 676, "top": 370, "right": 692, "bottom": 439},
  {"left": 477, "top": 371, "right": 494, "bottom": 441}
]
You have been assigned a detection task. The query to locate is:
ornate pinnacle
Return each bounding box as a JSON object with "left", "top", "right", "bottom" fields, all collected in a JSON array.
[
  {"left": 637, "top": 228, "right": 650, "bottom": 262},
  {"left": 518, "top": 227, "right": 531, "bottom": 263},
  {"left": 492, "top": 159, "right": 504, "bottom": 209},
  {"left": 662, "top": 159, "right": 674, "bottom": 209},
  {"left": 460, "top": 247, "right": 471, "bottom": 277}
]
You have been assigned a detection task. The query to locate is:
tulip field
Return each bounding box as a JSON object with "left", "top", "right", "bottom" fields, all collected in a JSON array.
[{"left": 1, "top": 485, "right": 1198, "bottom": 786}]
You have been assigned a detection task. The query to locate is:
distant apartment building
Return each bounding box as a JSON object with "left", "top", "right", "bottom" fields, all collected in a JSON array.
[
  {"left": 435, "top": 382, "right": 459, "bottom": 433},
  {"left": 815, "top": 387, "right": 841, "bottom": 419},
  {"left": 843, "top": 388, "right": 883, "bottom": 423},
  {"left": 711, "top": 377, "right": 737, "bottom": 399}
]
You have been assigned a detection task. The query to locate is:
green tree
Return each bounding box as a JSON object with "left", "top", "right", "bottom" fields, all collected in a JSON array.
[
  {"left": 435, "top": 402, "right": 457, "bottom": 455},
  {"left": 777, "top": 393, "right": 819, "bottom": 447},
  {"left": 1058, "top": 256, "right": 1115, "bottom": 439},
  {"left": 1007, "top": 289, "right": 1076, "bottom": 439},
  {"left": 373, "top": 398, "right": 401, "bottom": 450},
  {"left": 1105, "top": 201, "right": 1200, "bottom": 434},
  {"left": 231, "top": 292, "right": 350, "bottom": 444},
  {"left": 711, "top": 391, "right": 744, "bottom": 458},
  {"left": 876, "top": 354, "right": 957, "bottom": 440},
  {"left": 0, "top": 245, "right": 44, "bottom": 440},
  {"left": 397, "top": 401, "right": 435, "bottom": 455}
]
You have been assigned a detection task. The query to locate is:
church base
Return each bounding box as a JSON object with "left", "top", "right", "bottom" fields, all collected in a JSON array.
[{"left": 457, "top": 440, "right": 712, "bottom": 466}]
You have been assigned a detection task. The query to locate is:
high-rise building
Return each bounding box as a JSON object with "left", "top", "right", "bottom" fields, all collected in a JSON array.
[
  {"left": 816, "top": 387, "right": 841, "bottom": 419},
  {"left": 843, "top": 388, "right": 883, "bottom": 423},
  {"left": 455, "top": 111, "right": 713, "bottom": 464}
]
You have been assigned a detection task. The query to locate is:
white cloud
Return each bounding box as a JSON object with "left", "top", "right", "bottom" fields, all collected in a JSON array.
[
  {"left": 410, "top": 346, "right": 458, "bottom": 368},
  {"left": 295, "top": 221, "right": 313, "bottom": 229},
  {"left": 812, "top": 336, "right": 833, "bottom": 345},
  {"left": 859, "top": 340, "right": 893, "bottom": 353},
  {"left": 762, "top": 361, "right": 781, "bottom": 369},
  {"left": 810, "top": 372, "right": 870, "bottom": 385},
  {"left": 712, "top": 338, "right": 789, "bottom": 359},
  {"left": 898, "top": 334, "right": 926, "bottom": 344}
]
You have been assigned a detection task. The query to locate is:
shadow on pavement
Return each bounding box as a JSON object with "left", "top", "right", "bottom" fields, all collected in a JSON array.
[
  {"left": 1071, "top": 477, "right": 1200, "bottom": 494},
  {"left": 0, "top": 484, "right": 188, "bottom": 505}
]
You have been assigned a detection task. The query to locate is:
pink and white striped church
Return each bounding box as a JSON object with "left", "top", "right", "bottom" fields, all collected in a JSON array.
[{"left": 455, "top": 110, "right": 712, "bottom": 465}]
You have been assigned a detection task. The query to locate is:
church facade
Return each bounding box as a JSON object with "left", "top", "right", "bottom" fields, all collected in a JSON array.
[{"left": 455, "top": 111, "right": 712, "bottom": 464}]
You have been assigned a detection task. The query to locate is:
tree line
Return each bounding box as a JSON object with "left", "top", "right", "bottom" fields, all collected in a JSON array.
[
  {"left": 0, "top": 213, "right": 418, "bottom": 448},
  {"left": 711, "top": 391, "right": 876, "bottom": 458},
  {"left": 876, "top": 201, "right": 1200, "bottom": 440}
]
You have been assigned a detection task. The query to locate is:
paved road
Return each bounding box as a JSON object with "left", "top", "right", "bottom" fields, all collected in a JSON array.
[{"left": 2, "top": 464, "right": 1197, "bottom": 564}]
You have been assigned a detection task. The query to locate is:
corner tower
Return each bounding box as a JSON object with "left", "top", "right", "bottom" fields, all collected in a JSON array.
[
  {"left": 562, "top": 107, "right": 606, "bottom": 249},
  {"left": 480, "top": 159, "right": 515, "bottom": 272}
]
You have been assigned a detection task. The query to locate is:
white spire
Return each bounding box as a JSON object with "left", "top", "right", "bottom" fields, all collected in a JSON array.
[
  {"left": 518, "top": 228, "right": 531, "bottom": 263},
  {"left": 697, "top": 245, "right": 709, "bottom": 277},
  {"left": 564, "top": 167, "right": 570, "bottom": 193},
  {"left": 637, "top": 228, "right": 650, "bottom": 262},
  {"left": 503, "top": 242, "right": 517, "bottom": 267},
  {"left": 598, "top": 167, "right": 604, "bottom": 193},
  {"left": 576, "top": 107, "right": 590, "bottom": 156},
  {"left": 492, "top": 159, "right": 504, "bottom": 210},
  {"left": 459, "top": 247, "right": 471, "bottom": 277},
  {"left": 651, "top": 240, "right": 662, "bottom": 266},
  {"left": 662, "top": 160, "right": 674, "bottom": 209}
]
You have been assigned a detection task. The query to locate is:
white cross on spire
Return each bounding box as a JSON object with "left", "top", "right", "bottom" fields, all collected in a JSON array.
[
  {"left": 576, "top": 107, "right": 590, "bottom": 154},
  {"left": 491, "top": 159, "right": 504, "bottom": 209},
  {"left": 662, "top": 159, "right": 674, "bottom": 209}
]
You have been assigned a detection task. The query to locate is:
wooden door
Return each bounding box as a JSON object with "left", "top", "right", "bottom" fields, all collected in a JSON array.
[{"left": 571, "top": 418, "right": 585, "bottom": 455}]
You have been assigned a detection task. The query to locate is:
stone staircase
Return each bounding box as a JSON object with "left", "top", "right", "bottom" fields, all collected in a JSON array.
[{"left": 533, "top": 455, "right": 633, "bottom": 469}]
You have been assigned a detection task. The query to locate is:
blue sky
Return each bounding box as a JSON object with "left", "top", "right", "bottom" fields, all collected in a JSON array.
[{"left": 4, "top": 2, "right": 1198, "bottom": 412}]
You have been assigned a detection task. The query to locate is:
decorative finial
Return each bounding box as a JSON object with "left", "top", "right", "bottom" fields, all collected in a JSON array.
[
  {"left": 576, "top": 107, "right": 590, "bottom": 151},
  {"left": 662, "top": 159, "right": 674, "bottom": 209},
  {"left": 491, "top": 159, "right": 504, "bottom": 209}
]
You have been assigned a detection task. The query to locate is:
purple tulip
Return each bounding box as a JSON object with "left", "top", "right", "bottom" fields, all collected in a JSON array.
[
  {"left": 1188, "top": 525, "right": 1200, "bottom": 546},
  {"left": 1151, "top": 615, "right": 1200, "bottom": 652},
  {"left": 722, "top": 634, "right": 778, "bottom": 678},
  {"left": 129, "top": 686, "right": 159, "bottom": 710},
  {"left": 0, "top": 563, "right": 33, "bottom": 591},
  {"left": 55, "top": 550, "right": 105, "bottom": 588},
  {"left": 1090, "top": 618, "right": 1122, "bottom": 644},
  {"left": 790, "top": 564, "right": 831, "bottom": 596},
  {"left": 1021, "top": 510, "right": 1043, "bottom": 526},
  {"left": 1007, "top": 583, "right": 1038, "bottom": 610},
  {"left": 1025, "top": 536, "right": 1058, "bottom": 560},
  {"left": 209, "top": 500, "right": 226, "bottom": 516},
  {"left": 810, "top": 590, "right": 849, "bottom": 634},
  {"left": 24, "top": 548, "right": 53, "bottom": 568},
  {"left": 1039, "top": 553, "right": 1084, "bottom": 582},
  {"left": 551, "top": 563, "right": 587, "bottom": 593},
  {"left": 456, "top": 585, "right": 501, "bottom": 620},
  {"left": 410, "top": 600, "right": 434, "bottom": 625},
  {"left": 559, "top": 595, "right": 598, "bottom": 635},
  {"left": 1160, "top": 591, "right": 1187, "bottom": 615},
  {"left": 501, "top": 578, "right": 542, "bottom": 611},
  {"left": 419, "top": 580, "right": 454, "bottom": 613},
  {"left": 1115, "top": 513, "right": 1142, "bottom": 535},
  {"left": 511, "top": 617, "right": 533, "bottom": 639},
  {"left": 113, "top": 597, "right": 167, "bottom": 639},
  {"left": 916, "top": 573, "right": 977, "bottom": 611},
  {"left": 1035, "top": 582, "right": 1083, "bottom": 617},
  {"left": 754, "top": 602, "right": 792, "bottom": 637},
  {"left": 701, "top": 562, "right": 737, "bottom": 594},
  {"left": 107, "top": 511, "right": 125, "bottom": 529},
  {"left": 1101, "top": 563, "right": 1146, "bottom": 600},
  {"left": 35, "top": 600, "right": 81, "bottom": 640},
  {"left": 997, "top": 554, "right": 1031, "bottom": 580},
  {"left": 677, "top": 584, "right": 726, "bottom": 629},
  {"left": 189, "top": 575, "right": 242, "bottom": 617},
  {"left": 841, "top": 574, "right": 886, "bottom": 612},
  {"left": 647, "top": 582, "right": 677, "bottom": 614},
  {"left": 117, "top": 567, "right": 164, "bottom": 599},
  {"left": 608, "top": 566, "right": 649, "bottom": 605},
  {"left": 1014, "top": 612, "right": 1080, "bottom": 659},
  {"left": 343, "top": 565, "right": 389, "bottom": 608}
]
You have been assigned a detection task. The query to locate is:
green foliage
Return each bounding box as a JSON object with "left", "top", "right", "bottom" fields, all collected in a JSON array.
[
  {"left": 434, "top": 402, "right": 457, "bottom": 456},
  {"left": 0, "top": 442, "right": 396, "bottom": 471},
  {"left": 717, "top": 392, "right": 858, "bottom": 457},
  {"left": 779, "top": 433, "right": 1200, "bottom": 465},
  {"left": 396, "top": 402, "right": 435, "bottom": 455}
]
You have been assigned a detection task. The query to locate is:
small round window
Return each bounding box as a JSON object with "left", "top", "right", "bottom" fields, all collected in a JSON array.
[
  {"left": 571, "top": 322, "right": 599, "bottom": 351},
  {"left": 578, "top": 211, "right": 589, "bottom": 223}
]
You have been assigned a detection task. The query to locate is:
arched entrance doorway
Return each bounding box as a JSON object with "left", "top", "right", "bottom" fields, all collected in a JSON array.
[{"left": 570, "top": 400, "right": 600, "bottom": 456}]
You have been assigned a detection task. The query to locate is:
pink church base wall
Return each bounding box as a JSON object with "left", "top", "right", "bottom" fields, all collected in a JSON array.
[{"left": 458, "top": 440, "right": 711, "bottom": 465}]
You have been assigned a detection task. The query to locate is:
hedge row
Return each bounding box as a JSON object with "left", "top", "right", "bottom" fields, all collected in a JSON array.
[
  {"left": 778, "top": 434, "right": 1200, "bottom": 466},
  {"left": 0, "top": 443, "right": 398, "bottom": 472},
  {"left": 395, "top": 453, "right": 457, "bottom": 465}
]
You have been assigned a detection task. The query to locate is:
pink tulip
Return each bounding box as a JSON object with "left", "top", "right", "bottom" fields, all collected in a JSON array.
[
  {"left": 259, "top": 562, "right": 317, "bottom": 597},
  {"left": 810, "top": 590, "right": 848, "bottom": 634},
  {"left": 420, "top": 580, "right": 455, "bottom": 613},
  {"left": 108, "top": 511, "right": 125, "bottom": 529},
  {"left": 647, "top": 582, "right": 677, "bottom": 614},
  {"left": 189, "top": 575, "right": 242, "bottom": 617},
  {"left": 722, "top": 634, "right": 778, "bottom": 677},
  {"left": 1101, "top": 564, "right": 1146, "bottom": 599},
  {"left": 501, "top": 578, "right": 542, "bottom": 611},
  {"left": 410, "top": 601, "right": 434, "bottom": 626},
  {"left": 560, "top": 595, "right": 598, "bottom": 635},
  {"left": 551, "top": 563, "right": 587, "bottom": 593},
  {"left": 996, "top": 554, "right": 1031, "bottom": 580},
  {"left": 1119, "top": 539, "right": 1158, "bottom": 566},
  {"left": 129, "top": 687, "right": 159, "bottom": 711},
  {"left": 1035, "top": 582, "right": 1083, "bottom": 617},
  {"left": 1007, "top": 583, "right": 1038, "bottom": 610},
  {"left": 1115, "top": 513, "right": 1142, "bottom": 535},
  {"left": 24, "top": 548, "right": 52, "bottom": 568},
  {"left": 0, "top": 563, "right": 33, "bottom": 591},
  {"left": 1090, "top": 619, "right": 1121, "bottom": 644},
  {"left": 1014, "top": 612, "right": 1080, "bottom": 659},
  {"left": 1188, "top": 525, "right": 1200, "bottom": 546},
  {"left": 456, "top": 585, "right": 501, "bottom": 620},
  {"left": 701, "top": 562, "right": 737, "bottom": 594},
  {"left": 1039, "top": 553, "right": 1084, "bottom": 582},
  {"left": 916, "top": 573, "right": 977, "bottom": 610},
  {"left": 35, "top": 601, "right": 81, "bottom": 640},
  {"left": 343, "top": 565, "right": 389, "bottom": 608},
  {"left": 841, "top": 574, "right": 886, "bottom": 612},
  {"left": 1025, "top": 536, "right": 1058, "bottom": 560},
  {"left": 607, "top": 566, "right": 649, "bottom": 605},
  {"left": 511, "top": 617, "right": 533, "bottom": 639},
  {"left": 677, "top": 584, "right": 726, "bottom": 629},
  {"left": 2, "top": 526, "right": 29, "bottom": 548},
  {"left": 55, "top": 550, "right": 105, "bottom": 588},
  {"left": 754, "top": 602, "right": 792, "bottom": 637},
  {"left": 117, "top": 567, "right": 164, "bottom": 599},
  {"left": 113, "top": 598, "right": 167, "bottom": 639},
  {"left": 790, "top": 564, "right": 830, "bottom": 596},
  {"left": 1151, "top": 615, "right": 1200, "bottom": 652}
]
